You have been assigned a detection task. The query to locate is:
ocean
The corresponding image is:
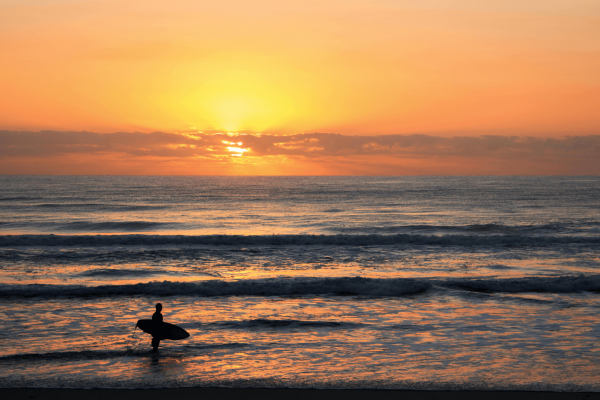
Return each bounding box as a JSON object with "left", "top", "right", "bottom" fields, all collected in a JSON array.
[{"left": 1, "top": 176, "right": 599, "bottom": 390}]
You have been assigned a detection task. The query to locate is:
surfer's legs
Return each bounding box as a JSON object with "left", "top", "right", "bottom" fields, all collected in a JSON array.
[{"left": 151, "top": 337, "right": 160, "bottom": 352}]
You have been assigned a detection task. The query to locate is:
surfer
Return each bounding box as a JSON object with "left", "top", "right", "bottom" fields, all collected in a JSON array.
[
  {"left": 136, "top": 304, "right": 188, "bottom": 354},
  {"left": 151, "top": 303, "right": 163, "bottom": 352},
  {"left": 136, "top": 303, "right": 189, "bottom": 352}
]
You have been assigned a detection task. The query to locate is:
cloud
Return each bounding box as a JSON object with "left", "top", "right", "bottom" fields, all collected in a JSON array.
[
  {"left": 2, "top": 130, "right": 599, "bottom": 158},
  {"left": 1, "top": 130, "right": 599, "bottom": 175}
]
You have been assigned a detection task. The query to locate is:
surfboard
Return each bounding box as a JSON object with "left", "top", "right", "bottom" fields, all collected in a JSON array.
[{"left": 136, "top": 319, "right": 190, "bottom": 340}]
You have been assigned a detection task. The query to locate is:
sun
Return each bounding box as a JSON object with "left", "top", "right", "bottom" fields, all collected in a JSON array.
[
  {"left": 178, "top": 58, "right": 303, "bottom": 132},
  {"left": 209, "top": 95, "right": 270, "bottom": 132}
]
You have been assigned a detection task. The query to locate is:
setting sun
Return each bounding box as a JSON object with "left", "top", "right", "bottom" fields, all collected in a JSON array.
[{"left": 165, "top": 59, "right": 305, "bottom": 133}]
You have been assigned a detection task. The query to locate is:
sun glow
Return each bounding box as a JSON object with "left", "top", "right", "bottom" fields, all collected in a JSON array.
[
  {"left": 226, "top": 146, "right": 249, "bottom": 156},
  {"left": 176, "top": 60, "right": 305, "bottom": 132},
  {"left": 209, "top": 96, "right": 269, "bottom": 132}
]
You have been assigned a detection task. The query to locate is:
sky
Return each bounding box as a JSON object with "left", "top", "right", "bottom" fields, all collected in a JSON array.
[{"left": 1, "top": 0, "right": 599, "bottom": 174}]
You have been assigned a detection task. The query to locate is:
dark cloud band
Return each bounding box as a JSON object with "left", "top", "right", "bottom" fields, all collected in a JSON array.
[{"left": 1, "top": 130, "right": 599, "bottom": 161}]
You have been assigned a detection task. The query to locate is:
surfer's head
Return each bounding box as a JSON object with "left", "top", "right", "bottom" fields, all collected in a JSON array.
[{"left": 155, "top": 303, "right": 162, "bottom": 312}]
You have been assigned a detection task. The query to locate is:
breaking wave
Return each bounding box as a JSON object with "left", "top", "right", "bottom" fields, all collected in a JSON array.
[
  {"left": 1, "top": 275, "right": 599, "bottom": 299},
  {"left": 0, "top": 277, "right": 427, "bottom": 298}
]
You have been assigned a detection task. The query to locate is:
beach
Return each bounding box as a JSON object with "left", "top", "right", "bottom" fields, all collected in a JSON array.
[{"left": 4, "top": 388, "right": 600, "bottom": 400}]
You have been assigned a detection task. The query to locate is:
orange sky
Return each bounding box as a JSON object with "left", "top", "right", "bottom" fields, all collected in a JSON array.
[{"left": 1, "top": 1, "right": 599, "bottom": 174}]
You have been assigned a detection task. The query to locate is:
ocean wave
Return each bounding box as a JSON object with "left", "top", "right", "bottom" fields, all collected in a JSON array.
[
  {"left": 35, "top": 203, "right": 106, "bottom": 208},
  {"left": 1, "top": 275, "right": 599, "bottom": 299},
  {"left": 0, "top": 277, "right": 429, "bottom": 298},
  {"left": 330, "top": 223, "right": 577, "bottom": 235},
  {"left": 446, "top": 275, "right": 600, "bottom": 293},
  {"left": 203, "top": 319, "right": 362, "bottom": 330},
  {"left": 0, "top": 233, "right": 598, "bottom": 247},
  {"left": 34, "top": 203, "right": 169, "bottom": 211},
  {"left": 54, "top": 221, "right": 178, "bottom": 232},
  {"left": 77, "top": 268, "right": 172, "bottom": 277},
  {"left": 0, "top": 350, "right": 134, "bottom": 363},
  {"left": 0, "top": 196, "right": 41, "bottom": 202},
  {"left": 0, "top": 346, "right": 214, "bottom": 363}
]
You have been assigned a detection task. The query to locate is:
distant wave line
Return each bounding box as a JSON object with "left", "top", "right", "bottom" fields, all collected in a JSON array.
[{"left": 0, "top": 233, "right": 598, "bottom": 247}]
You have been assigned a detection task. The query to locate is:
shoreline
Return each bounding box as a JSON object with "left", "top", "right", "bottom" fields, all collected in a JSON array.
[{"left": 2, "top": 388, "right": 600, "bottom": 400}]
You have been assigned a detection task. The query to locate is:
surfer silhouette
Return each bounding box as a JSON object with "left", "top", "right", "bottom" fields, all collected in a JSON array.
[
  {"left": 151, "top": 303, "right": 163, "bottom": 352},
  {"left": 136, "top": 304, "right": 189, "bottom": 352}
]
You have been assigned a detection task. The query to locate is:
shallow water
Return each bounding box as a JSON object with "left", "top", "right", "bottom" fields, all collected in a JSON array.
[{"left": 1, "top": 176, "right": 599, "bottom": 390}]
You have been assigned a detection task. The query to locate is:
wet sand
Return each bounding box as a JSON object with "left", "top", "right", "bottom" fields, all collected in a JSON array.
[{"left": 2, "top": 388, "right": 600, "bottom": 400}]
